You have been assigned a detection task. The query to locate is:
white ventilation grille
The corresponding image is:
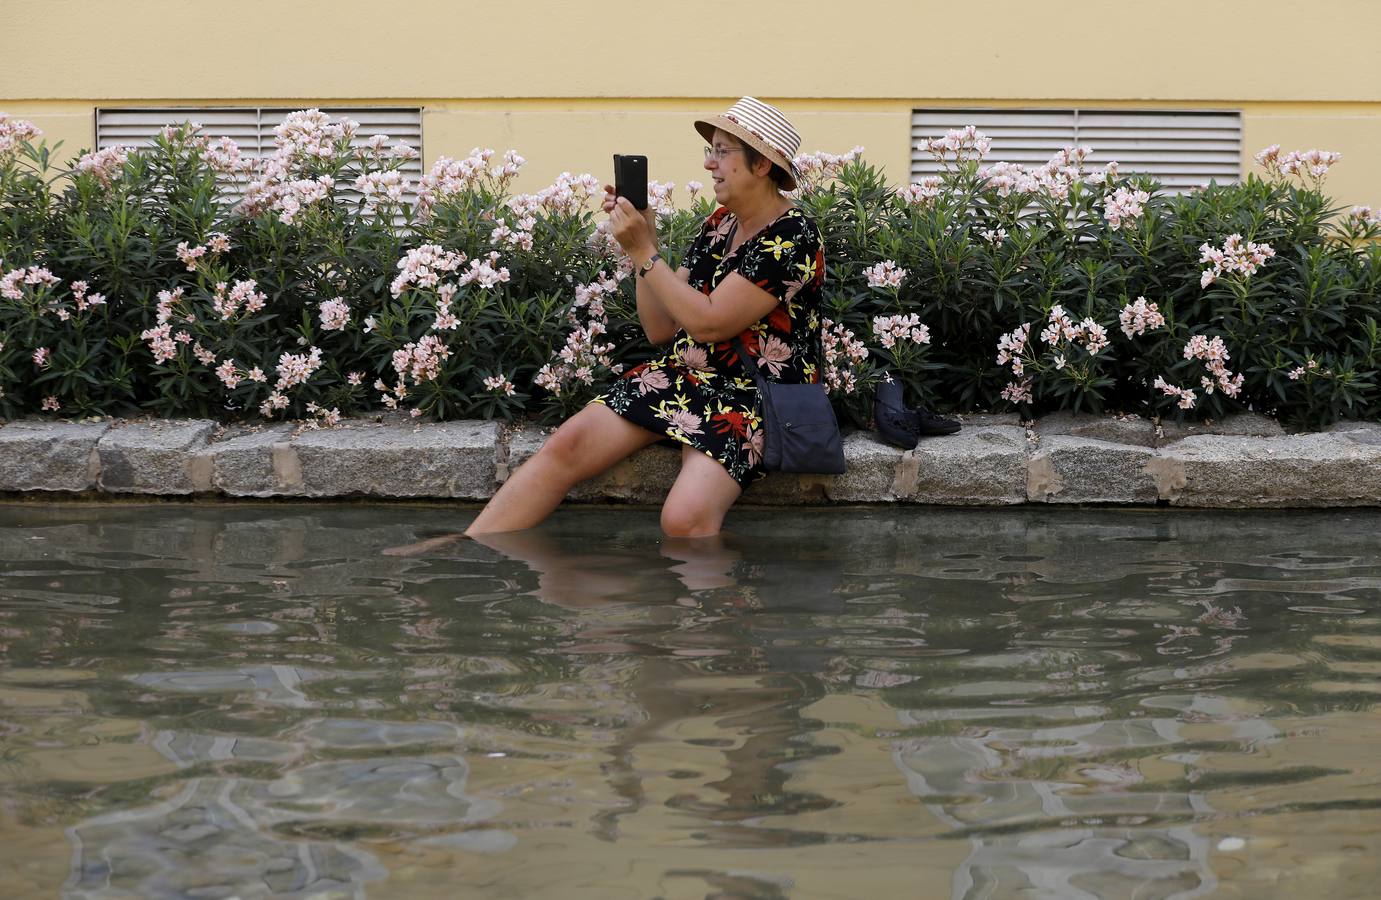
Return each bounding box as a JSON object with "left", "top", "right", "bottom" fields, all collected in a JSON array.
[
  {"left": 95, "top": 106, "right": 424, "bottom": 213},
  {"left": 911, "top": 109, "right": 1242, "bottom": 194}
]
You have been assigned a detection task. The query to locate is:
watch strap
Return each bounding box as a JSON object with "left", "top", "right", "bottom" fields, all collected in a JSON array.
[{"left": 638, "top": 253, "right": 662, "bottom": 277}]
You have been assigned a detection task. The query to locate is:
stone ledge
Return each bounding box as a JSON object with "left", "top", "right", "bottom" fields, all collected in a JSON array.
[
  {"left": 0, "top": 420, "right": 109, "bottom": 491},
  {"left": 1029, "top": 435, "right": 1158, "bottom": 505},
  {"left": 909, "top": 426, "right": 1028, "bottom": 506},
  {"left": 0, "top": 415, "right": 1377, "bottom": 508},
  {"left": 204, "top": 425, "right": 301, "bottom": 498},
  {"left": 97, "top": 420, "right": 216, "bottom": 494},
  {"left": 291, "top": 420, "right": 498, "bottom": 499},
  {"left": 1152, "top": 433, "right": 1381, "bottom": 507}
]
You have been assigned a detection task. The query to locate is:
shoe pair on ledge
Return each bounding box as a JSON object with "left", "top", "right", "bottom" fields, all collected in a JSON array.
[{"left": 874, "top": 379, "right": 961, "bottom": 450}]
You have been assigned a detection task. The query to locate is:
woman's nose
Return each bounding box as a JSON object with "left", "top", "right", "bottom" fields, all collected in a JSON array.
[{"left": 703, "top": 155, "right": 716, "bottom": 172}]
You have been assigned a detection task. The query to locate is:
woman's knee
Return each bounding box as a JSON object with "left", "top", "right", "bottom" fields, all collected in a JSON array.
[
  {"left": 535, "top": 419, "right": 588, "bottom": 468},
  {"left": 533, "top": 414, "right": 610, "bottom": 474},
  {"left": 660, "top": 500, "right": 724, "bottom": 538},
  {"left": 530, "top": 406, "right": 645, "bottom": 482}
]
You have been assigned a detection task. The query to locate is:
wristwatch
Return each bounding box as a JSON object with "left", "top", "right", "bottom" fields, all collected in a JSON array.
[{"left": 638, "top": 253, "right": 661, "bottom": 278}]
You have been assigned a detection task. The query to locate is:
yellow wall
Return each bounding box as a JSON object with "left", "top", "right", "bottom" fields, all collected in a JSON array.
[{"left": 4, "top": 0, "right": 1380, "bottom": 203}]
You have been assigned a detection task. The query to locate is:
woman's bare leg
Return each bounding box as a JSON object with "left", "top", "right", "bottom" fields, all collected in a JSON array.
[
  {"left": 465, "top": 404, "right": 662, "bottom": 536},
  {"left": 659, "top": 445, "right": 743, "bottom": 538}
]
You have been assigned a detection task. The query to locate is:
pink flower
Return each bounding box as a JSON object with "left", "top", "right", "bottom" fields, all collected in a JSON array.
[
  {"left": 215, "top": 360, "right": 241, "bottom": 389},
  {"left": 75, "top": 146, "right": 130, "bottom": 187},
  {"left": 1154, "top": 376, "right": 1197, "bottom": 409},
  {"left": 757, "top": 335, "right": 794, "bottom": 376},
  {"left": 648, "top": 180, "right": 678, "bottom": 218},
  {"left": 659, "top": 407, "right": 704, "bottom": 437},
  {"left": 140, "top": 323, "right": 178, "bottom": 363},
  {"left": 353, "top": 170, "right": 409, "bottom": 214},
  {"left": 898, "top": 176, "right": 943, "bottom": 205},
  {"left": 41, "top": 396, "right": 60, "bottom": 412},
  {"left": 318, "top": 297, "right": 350, "bottom": 331},
  {"left": 918, "top": 126, "right": 990, "bottom": 166},
  {"left": 1256, "top": 145, "right": 1342, "bottom": 183},
  {"left": 259, "top": 391, "right": 289, "bottom": 417},
  {"left": 863, "top": 260, "right": 907, "bottom": 289},
  {"left": 274, "top": 347, "right": 323, "bottom": 390},
  {"left": 433, "top": 307, "right": 460, "bottom": 331},
  {"left": 176, "top": 241, "right": 208, "bottom": 272},
  {"left": 458, "top": 253, "right": 511, "bottom": 289},
  {"left": 996, "top": 322, "right": 1031, "bottom": 368},
  {"left": 32, "top": 347, "right": 50, "bottom": 368},
  {"left": 0, "top": 113, "right": 43, "bottom": 160},
  {"left": 820, "top": 317, "right": 870, "bottom": 395},
  {"left": 482, "top": 374, "right": 517, "bottom": 396},
  {"left": 1119, "top": 296, "right": 1166, "bottom": 338},
  {"left": 204, "top": 136, "right": 247, "bottom": 175},
  {"left": 632, "top": 367, "right": 671, "bottom": 395},
  {"left": 977, "top": 162, "right": 1038, "bottom": 197},
  {"left": 213, "top": 280, "right": 267, "bottom": 319},
  {"left": 391, "top": 244, "right": 466, "bottom": 298},
  {"left": 742, "top": 427, "right": 764, "bottom": 466},
  {"left": 675, "top": 344, "right": 711, "bottom": 372},
  {"left": 305, "top": 402, "right": 342, "bottom": 427},
  {"left": 872, "top": 314, "right": 930, "bottom": 351},
  {"left": 1103, "top": 186, "right": 1149, "bottom": 231},
  {"left": 1199, "top": 234, "right": 1274, "bottom": 287},
  {"left": 391, "top": 336, "right": 450, "bottom": 385},
  {"left": 791, "top": 146, "right": 864, "bottom": 188},
  {"left": 1, "top": 265, "right": 60, "bottom": 300},
  {"left": 1000, "top": 379, "right": 1033, "bottom": 404},
  {"left": 416, "top": 148, "right": 500, "bottom": 213}
]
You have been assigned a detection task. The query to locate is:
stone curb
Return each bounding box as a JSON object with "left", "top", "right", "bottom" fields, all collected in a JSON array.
[{"left": 1, "top": 413, "right": 1378, "bottom": 508}]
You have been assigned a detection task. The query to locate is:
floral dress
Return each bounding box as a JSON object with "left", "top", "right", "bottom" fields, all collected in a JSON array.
[{"left": 594, "top": 205, "right": 826, "bottom": 487}]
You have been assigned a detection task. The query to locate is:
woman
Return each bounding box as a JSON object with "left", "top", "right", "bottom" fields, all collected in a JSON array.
[{"left": 465, "top": 97, "right": 826, "bottom": 538}]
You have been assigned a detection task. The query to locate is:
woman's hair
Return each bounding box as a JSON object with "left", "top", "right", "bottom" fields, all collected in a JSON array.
[{"left": 740, "top": 142, "right": 794, "bottom": 191}]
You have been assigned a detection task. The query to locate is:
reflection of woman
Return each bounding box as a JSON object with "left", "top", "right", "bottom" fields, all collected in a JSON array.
[{"left": 466, "top": 98, "right": 826, "bottom": 538}]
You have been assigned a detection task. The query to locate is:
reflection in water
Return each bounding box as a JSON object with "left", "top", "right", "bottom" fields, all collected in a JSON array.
[{"left": 0, "top": 505, "right": 1379, "bottom": 898}]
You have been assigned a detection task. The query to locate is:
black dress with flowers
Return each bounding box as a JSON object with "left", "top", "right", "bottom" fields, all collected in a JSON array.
[{"left": 594, "top": 205, "right": 826, "bottom": 488}]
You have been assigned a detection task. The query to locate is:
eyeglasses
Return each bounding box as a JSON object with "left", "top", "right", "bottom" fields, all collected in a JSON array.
[{"left": 703, "top": 145, "right": 745, "bottom": 161}]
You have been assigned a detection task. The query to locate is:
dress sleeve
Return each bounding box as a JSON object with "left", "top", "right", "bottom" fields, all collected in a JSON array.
[{"left": 735, "top": 214, "right": 823, "bottom": 303}]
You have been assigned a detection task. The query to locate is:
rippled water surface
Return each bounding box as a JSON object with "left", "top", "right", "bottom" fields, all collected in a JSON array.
[{"left": 1, "top": 504, "right": 1380, "bottom": 899}]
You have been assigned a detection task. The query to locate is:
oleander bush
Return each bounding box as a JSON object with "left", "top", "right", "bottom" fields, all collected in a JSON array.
[{"left": 1, "top": 110, "right": 1378, "bottom": 430}]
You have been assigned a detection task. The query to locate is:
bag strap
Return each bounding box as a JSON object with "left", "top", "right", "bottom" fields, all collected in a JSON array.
[
  {"left": 731, "top": 337, "right": 770, "bottom": 392},
  {"left": 732, "top": 336, "right": 784, "bottom": 431}
]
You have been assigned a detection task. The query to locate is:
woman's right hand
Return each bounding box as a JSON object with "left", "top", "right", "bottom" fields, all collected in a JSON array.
[{"left": 602, "top": 185, "right": 657, "bottom": 231}]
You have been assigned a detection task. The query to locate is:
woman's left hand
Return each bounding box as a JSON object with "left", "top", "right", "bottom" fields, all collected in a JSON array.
[{"left": 607, "top": 195, "right": 658, "bottom": 265}]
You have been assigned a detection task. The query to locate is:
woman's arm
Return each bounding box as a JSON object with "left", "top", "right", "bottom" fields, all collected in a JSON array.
[
  {"left": 603, "top": 186, "right": 686, "bottom": 345},
  {"left": 611, "top": 198, "right": 778, "bottom": 344},
  {"left": 638, "top": 264, "right": 778, "bottom": 344},
  {"left": 635, "top": 264, "right": 689, "bottom": 345}
]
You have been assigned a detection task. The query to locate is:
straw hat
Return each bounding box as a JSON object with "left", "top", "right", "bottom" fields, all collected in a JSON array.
[{"left": 694, "top": 97, "right": 801, "bottom": 191}]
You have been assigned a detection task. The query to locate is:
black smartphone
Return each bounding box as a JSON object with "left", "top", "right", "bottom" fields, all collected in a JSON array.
[{"left": 613, "top": 154, "right": 648, "bottom": 210}]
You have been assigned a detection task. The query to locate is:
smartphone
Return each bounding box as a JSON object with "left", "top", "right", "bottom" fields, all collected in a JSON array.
[{"left": 613, "top": 154, "right": 648, "bottom": 210}]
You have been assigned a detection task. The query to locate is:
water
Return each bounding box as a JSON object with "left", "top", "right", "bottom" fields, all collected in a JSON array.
[{"left": 1, "top": 503, "right": 1379, "bottom": 899}]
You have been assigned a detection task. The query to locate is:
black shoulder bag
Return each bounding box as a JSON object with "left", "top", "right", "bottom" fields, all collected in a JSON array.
[{"left": 732, "top": 337, "right": 846, "bottom": 474}]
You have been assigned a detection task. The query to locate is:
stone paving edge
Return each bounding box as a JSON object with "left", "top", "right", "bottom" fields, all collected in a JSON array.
[{"left": 1, "top": 414, "right": 1378, "bottom": 508}]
